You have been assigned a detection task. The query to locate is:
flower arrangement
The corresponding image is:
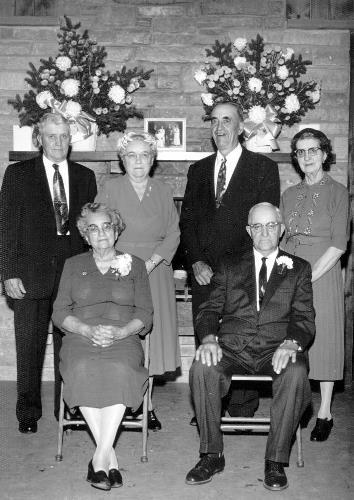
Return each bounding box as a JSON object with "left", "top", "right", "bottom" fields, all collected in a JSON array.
[
  {"left": 8, "top": 16, "right": 153, "bottom": 139},
  {"left": 110, "top": 253, "right": 132, "bottom": 279},
  {"left": 194, "top": 34, "right": 321, "bottom": 147}
]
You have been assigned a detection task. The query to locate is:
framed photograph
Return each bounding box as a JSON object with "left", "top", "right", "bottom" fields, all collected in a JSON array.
[{"left": 144, "top": 118, "right": 186, "bottom": 151}]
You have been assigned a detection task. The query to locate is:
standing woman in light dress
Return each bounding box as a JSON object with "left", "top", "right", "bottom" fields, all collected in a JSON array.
[
  {"left": 96, "top": 131, "right": 181, "bottom": 430},
  {"left": 281, "top": 128, "right": 350, "bottom": 442}
]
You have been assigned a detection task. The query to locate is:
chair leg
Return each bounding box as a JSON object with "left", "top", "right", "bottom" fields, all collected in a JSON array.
[
  {"left": 296, "top": 425, "right": 304, "bottom": 467},
  {"left": 141, "top": 334, "right": 150, "bottom": 463},
  {"left": 55, "top": 382, "right": 65, "bottom": 462}
]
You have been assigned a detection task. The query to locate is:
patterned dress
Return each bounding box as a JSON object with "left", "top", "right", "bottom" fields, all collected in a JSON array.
[
  {"left": 96, "top": 175, "right": 181, "bottom": 375},
  {"left": 281, "top": 174, "right": 349, "bottom": 380}
]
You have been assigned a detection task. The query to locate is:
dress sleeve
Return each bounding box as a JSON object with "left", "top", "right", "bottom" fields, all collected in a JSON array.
[
  {"left": 132, "top": 256, "right": 153, "bottom": 335},
  {"left": 153, "top": 184, "right": 180, "bottom": 265},
  {"left": 329, "top": 183, "right": 350, "bottom": 251},
  {"left": 52, "top": 258, "right": 74, "bottom": 329}
]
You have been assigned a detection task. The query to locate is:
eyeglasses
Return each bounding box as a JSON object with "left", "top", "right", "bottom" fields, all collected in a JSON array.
[
  {"left": 295, "top": 147, "right": 322, "bottom": 158},
  {"left": 248, "top": 222, "right": 280, "bottom": 233},
  {"left": 124, "top": 152, "right": 151, "bottom": 162},
  {"left": 86, "top": 222, "right": 114, "bottom": 234}
]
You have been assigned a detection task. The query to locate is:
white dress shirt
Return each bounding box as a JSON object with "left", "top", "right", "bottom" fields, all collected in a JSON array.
[
  {"left": 43, "top": 155, "right": 70, "bottom": 235},
  {"left": 254, "top": 247, "right": 278, "bottom": 311},
  {"left": 214, "top": 143, "right": 242, "bottom": 196}
]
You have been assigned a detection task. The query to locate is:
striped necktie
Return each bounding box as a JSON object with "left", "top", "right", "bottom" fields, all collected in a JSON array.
[
  {"left": 259, "top": 257, "right": 267, "bottom": 306},
  {"left": 215, "top": 157, "right": 226, "bottom": 208}
]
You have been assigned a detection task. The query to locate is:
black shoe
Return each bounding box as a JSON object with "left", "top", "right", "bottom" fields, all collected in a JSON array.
[
  {"left": 19, "top": 421, "right": 37, "bottom": 434},
  {"left": 264, "top": 460, "right": 288, "bottom": 491},
  {"left": 108, "top": 468, "right": 123, "bottom": 488},
  {"left": 185, "top": 454, "right": 225, "bottom": 485},
  {"left": 190, "top": 416, "right": 197, "bottom": 426},
  {"left": 310, "top": 417, "right": 333, "bottom": 442},
  {"left": 86, "top": 460, "right": 111, "bottom": 491},
  {"left": 148, "top": 410, "right": 162, "bottom": 431}
]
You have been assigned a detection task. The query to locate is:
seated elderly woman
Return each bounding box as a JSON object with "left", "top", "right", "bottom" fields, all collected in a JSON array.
[{"left": 52, "top": 202, "right": 153, "bottom": 491}]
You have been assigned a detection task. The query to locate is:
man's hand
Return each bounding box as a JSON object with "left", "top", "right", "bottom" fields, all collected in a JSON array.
[
  {"left": 4, "top": 278, "right": 26, "bottom": 299},
  {"left": 272, "top": 340, "right": 299, "bottom": 375},
  {"left": 192, "top": 261, "right": 213, "bottom": 286},
  {"left": 195, "top": 336, "right": 222, "bottom": 367}
]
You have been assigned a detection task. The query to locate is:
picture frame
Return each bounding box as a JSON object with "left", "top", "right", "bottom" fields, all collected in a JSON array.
[{"left": 144, "top": 118, "right": 186, "bottom": 151}]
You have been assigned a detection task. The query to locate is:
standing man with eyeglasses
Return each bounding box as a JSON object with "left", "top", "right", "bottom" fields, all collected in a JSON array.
[
  {"left": 180, "top": 101, "right": 280, "bottom": 419},
  {"left": 0, "top": 112, "right": 97, "bottom": 433}
]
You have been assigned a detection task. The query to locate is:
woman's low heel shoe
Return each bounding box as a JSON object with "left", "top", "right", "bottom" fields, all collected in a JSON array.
[
  {"left": 87, "top": 460, "right": 111, "bottom": 491},
  {"left": 109, "top": 468, "right": 123, "bottom": 488},
  {"left": 310, "top": 418, "right": 333, "bottom": 442}
]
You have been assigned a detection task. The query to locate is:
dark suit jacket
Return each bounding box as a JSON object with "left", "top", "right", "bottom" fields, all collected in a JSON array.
[
  {"left": 195, "top": 250, "right": 315, "bottom": 362},
  {"left": 0, "top": 156, "right": 97, "bottom": 298},
  {"left": 180, "top": 148, "right": 280, "bottom": 270}
]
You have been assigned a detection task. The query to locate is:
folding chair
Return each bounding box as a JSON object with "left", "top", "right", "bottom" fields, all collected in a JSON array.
[
  {"left": 220, "top": 374, "right": 304, "bottom": 467},
  {"left": 55, "top": 333, "right": 150, "bottom": 463}
]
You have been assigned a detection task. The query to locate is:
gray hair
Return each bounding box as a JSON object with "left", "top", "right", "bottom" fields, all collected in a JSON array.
[
  {"left": 117, "top": 131, "right": 158, "bottom": 158},
  {"left": 248, "top": 202, "right": 283, "bottom": 224},
  {"left": 77, "top": 202, "right": 126, "bottom": 238},
  {"left": 33, "top": 112, "right": 70, "bottom": 147}
]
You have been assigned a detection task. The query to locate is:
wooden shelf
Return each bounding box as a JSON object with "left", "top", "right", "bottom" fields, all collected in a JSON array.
[{"left": 9, "top": 151, "right": 293, "bottom": 163}]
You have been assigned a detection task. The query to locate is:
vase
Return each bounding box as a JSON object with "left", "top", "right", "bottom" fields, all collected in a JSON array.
[
  {"left": 71, "top": 123, "right": 98, "bottom": 151},
  {"left": 12, "top": 125, "right": 39, "bottom": 151}
]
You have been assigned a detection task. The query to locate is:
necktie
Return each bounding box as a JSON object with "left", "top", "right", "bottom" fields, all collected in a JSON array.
[
  {"left": 52, "top": 164, "right": 69, "bottom": 235},
  {"left": 215, "top": 158, "right": 226, "bottom": 208},
  {"left": 259, "top": 257, "right": 267, "bottom": 306}
]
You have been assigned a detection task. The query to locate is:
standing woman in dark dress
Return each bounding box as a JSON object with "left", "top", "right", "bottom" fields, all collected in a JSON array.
[
  {"left": 52, "top": 203, "right": 153, "bottom": 491},
  {"left": 281, "top": 128, "right": 350, "bottom": 442}
]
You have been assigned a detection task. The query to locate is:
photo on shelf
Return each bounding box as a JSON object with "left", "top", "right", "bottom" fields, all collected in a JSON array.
[{"left": 144, "top": 118, "right": 186, "bottom": 151}]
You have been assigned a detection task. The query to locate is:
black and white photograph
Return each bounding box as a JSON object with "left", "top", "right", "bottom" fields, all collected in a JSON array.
[{"left": 144, "top": 118, "right": 186, "bottom": 151}]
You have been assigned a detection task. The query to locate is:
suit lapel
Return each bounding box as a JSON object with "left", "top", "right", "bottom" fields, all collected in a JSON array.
[
  {"left": 68, "top": 160, "right": 77, "bottom": 215},
  {"left": 34, "top": 156, "right": 55, "bottom": 218},
  {"left": 241, "top": 251, "right": 258, "bottom": 316},
  {"left": 260, "top": 250, "right": 288, "bottom": 310}
]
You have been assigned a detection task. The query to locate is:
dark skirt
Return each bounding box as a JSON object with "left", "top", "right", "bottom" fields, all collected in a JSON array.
[{"left": 60, "top": 333, "right": 148, "bottom": 410}]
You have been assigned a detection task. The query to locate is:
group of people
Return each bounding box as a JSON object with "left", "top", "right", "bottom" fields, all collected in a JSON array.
[
  {"left": 154, "top": 123, "right": 181, "bottom": 148},
  {"left": 0, "top": 99, "right": 349, "bottom": 492}
]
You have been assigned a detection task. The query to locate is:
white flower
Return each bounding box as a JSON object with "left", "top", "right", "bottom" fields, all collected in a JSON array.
[
  {"left": 65, "top": 100, "right": 82, "bottom": 118},
  {"left": 276, "top": 256, "right": 293, "bottom": 270},
  {"left": 233, "top": 37, "right": 247, "bottom": 51},
  {"left": 248, "top": 77, "right": 262, "bottom": 93},
  {"left": 111, "top": 253, "right": 132, "bottom": 278},
  {"left": 55, "top": 56, "right": 72, "bottom": 71},
  {"left": 108, "top": 84, "right": 125, "bottom": 104},
  {"left": 284, "top": 94, "right": 300, "bottom": 113},
  {"left": 248, "top": 105, "right": 266, "bottom": 124},
  {"left": 36, "top": 90, "right": 53, "bottom": 109},
  {"left": 207, "top": 80, "right": 215, "bottom": 88},
  {"left": 309, "top": 88, "right": 321, "bottom": 103},
  {"left": 61, "top": 78, "right": 80, "bottom": 97},
  {"left": 276, "top": 65, "right": 289, "bottom": 80},
  {"left": 233, "top": 56, "right": 247, "bottom": 69},
  {"left": 201, "top": 92, "right": 214, "bottom": 106},
  {"left": 282, "top": 48, "right": 294, "bottom": 61},
  {"left": 194, "top": 69, "right": 208, "bottom": 85}
]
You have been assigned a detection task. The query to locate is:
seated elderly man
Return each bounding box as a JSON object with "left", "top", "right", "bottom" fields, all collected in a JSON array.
[{"left": 185, "top": 202, "right": 315, "bottom": 491}]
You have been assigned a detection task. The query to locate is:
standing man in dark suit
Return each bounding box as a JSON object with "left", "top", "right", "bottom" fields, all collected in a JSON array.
[
  {"left": 185, "top": 202, "right": 315, "bottom": 491},
  {"left": 180, "top": 101, "right": 280, "bottom": 418},
  {"left": 0, "top": 112, "right": 97, "bottom": 433}
]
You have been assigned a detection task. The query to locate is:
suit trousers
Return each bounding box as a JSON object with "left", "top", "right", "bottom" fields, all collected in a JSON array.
[
  {"left": 13, "top": 236, "right": 72, "bottom": 423},
  {"left": 191, "top": 274, "right": 259, "bottom": 415},
  {"left": 189, "top": 347, "right": 311, "bottom": 464}
]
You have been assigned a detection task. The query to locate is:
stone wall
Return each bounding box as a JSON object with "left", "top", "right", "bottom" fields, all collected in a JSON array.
[{"left": 0, "top": 0, "right": 350, "bottom": 381}]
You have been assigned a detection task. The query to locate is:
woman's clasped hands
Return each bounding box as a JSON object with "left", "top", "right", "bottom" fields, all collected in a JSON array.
[{"left": 88, "top": 324, "right": 127, "bottom": 347}]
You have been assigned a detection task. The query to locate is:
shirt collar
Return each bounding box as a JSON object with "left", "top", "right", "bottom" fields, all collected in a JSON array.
[
  {"left": 42, "top": 155, "right": 68, "bottom": 169},
  {"left": 216, "top": 143, "right": 242, "bottom": 164},
  {"left": 253, "top": 247, "right": 279, "bottom": 269}
]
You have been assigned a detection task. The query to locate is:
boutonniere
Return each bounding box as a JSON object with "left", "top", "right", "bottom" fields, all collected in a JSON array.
[
  {"left": 276, "top": 256, "right": 293, "bottom": 275},
  {"left": 110, "top": 253, "right": 132, "bottom": 279}
]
